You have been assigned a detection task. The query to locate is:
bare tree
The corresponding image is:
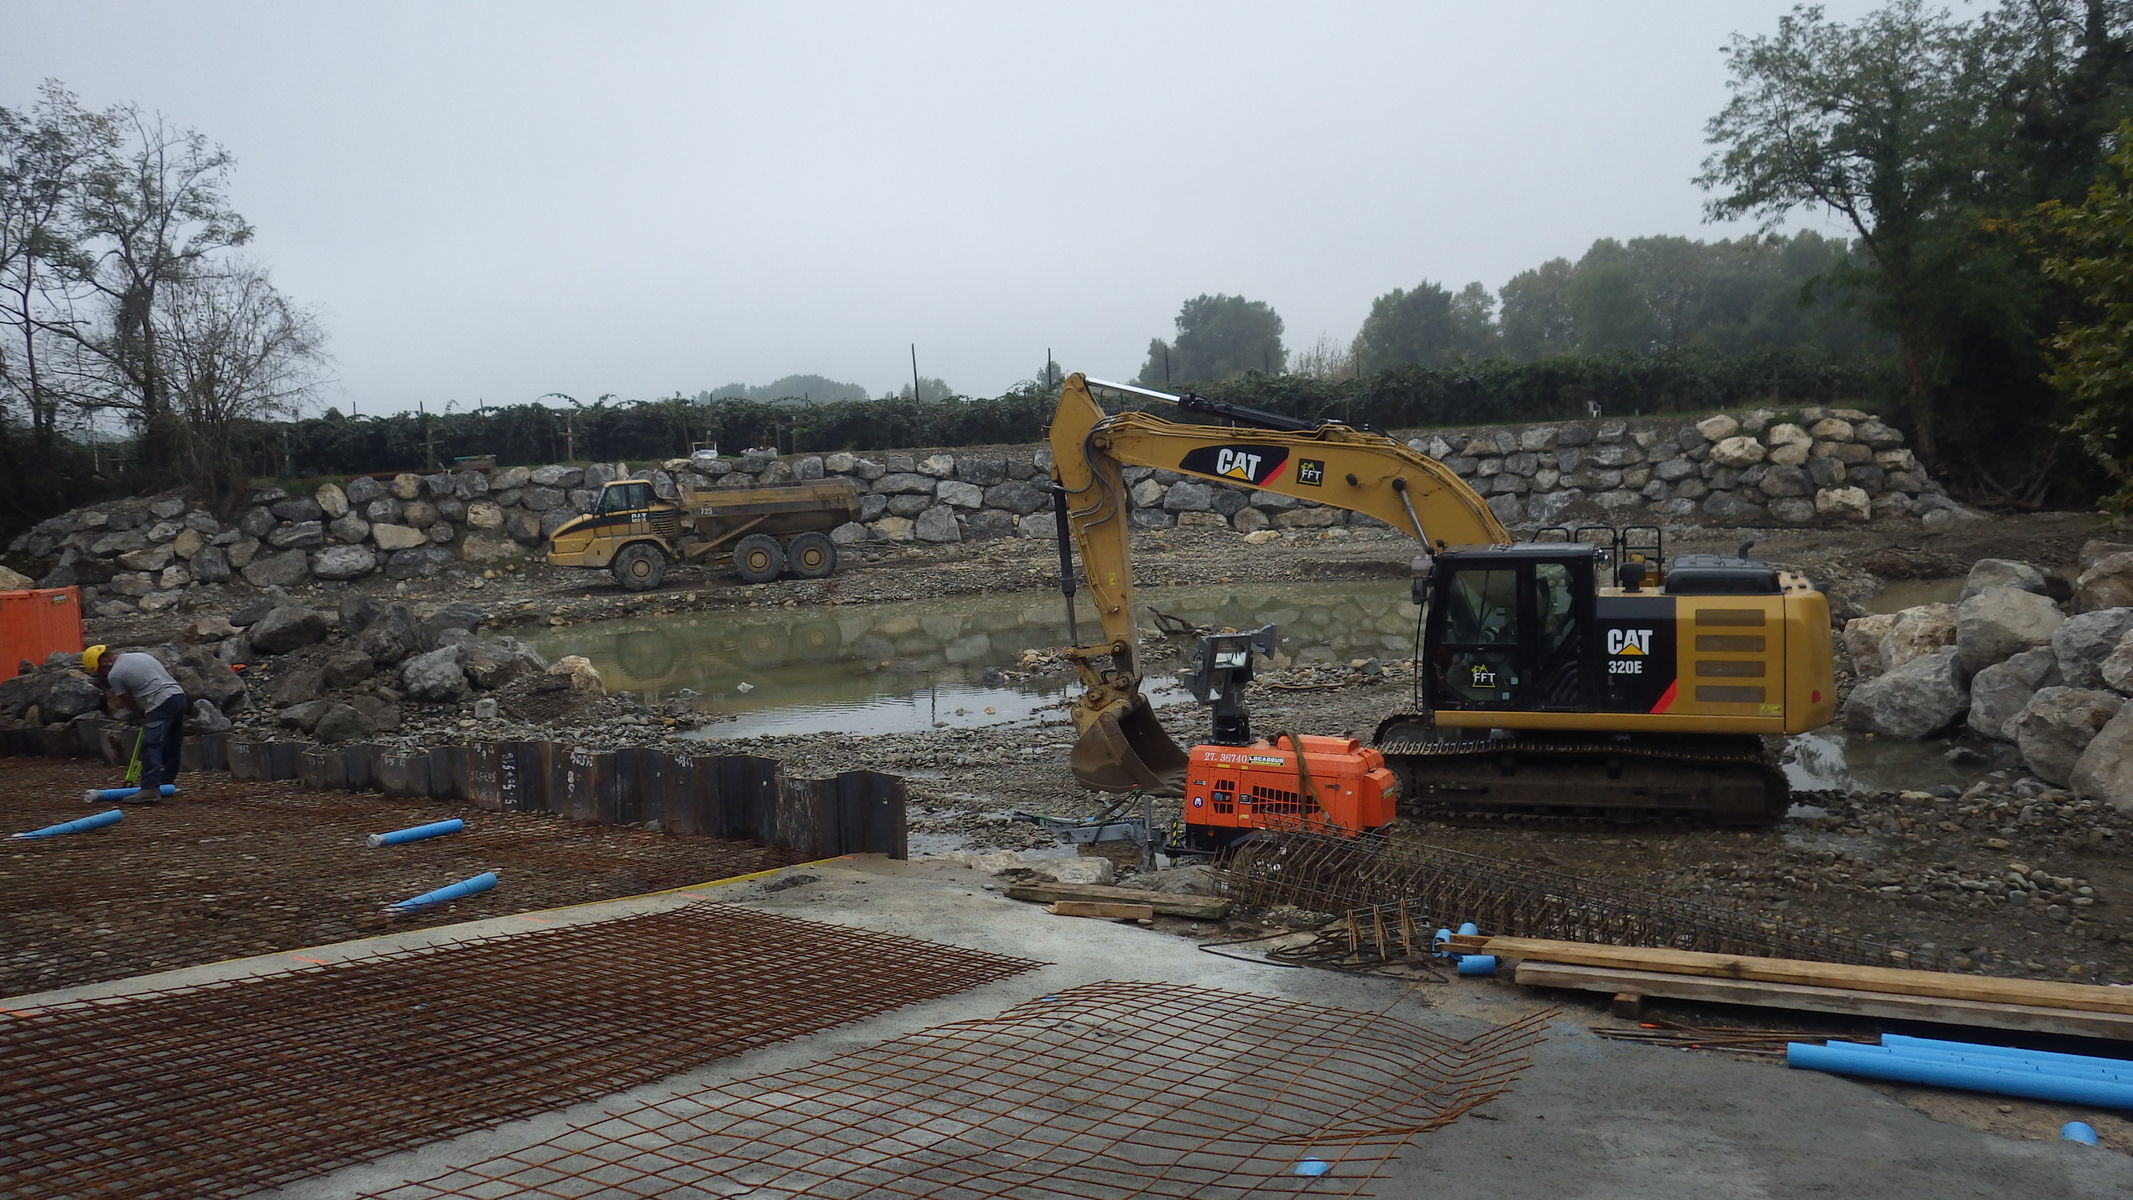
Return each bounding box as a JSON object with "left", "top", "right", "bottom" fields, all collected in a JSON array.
[
  {"left": 0, "top": 82, "right": 111, "bottom": 452},
  {"left": 157, "top": 263, "right": 327, "bottom": 502}
]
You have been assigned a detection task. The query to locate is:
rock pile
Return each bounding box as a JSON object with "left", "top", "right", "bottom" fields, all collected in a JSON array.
[
  {"left": 4, "top": 408, "right": 1944, "bottom": 617},
  {"left": 1842, "top": 543, "right": 2133, "bottom": 810}
]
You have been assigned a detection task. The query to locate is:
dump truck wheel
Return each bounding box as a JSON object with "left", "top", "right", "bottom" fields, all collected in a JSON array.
[
  {"left": 785, "top": 531, "right": 837, "bottom": 579},
  {"left": 612, "top": 543, "right": 667, "bottom": 591},
  {"left": 733, "top": 534, "right": 784, "bottom": 584}
]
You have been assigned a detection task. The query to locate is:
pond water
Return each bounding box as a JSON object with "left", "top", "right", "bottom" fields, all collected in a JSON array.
[
  {"left": 1859, "top": 577, "right": 1963, "bottom": 613},
  {"left": 528, "top": 585, "right": 1970, "bottom": 797},
  {"left": 522, "top": 581, "right": 1423, "bottom": 738}
]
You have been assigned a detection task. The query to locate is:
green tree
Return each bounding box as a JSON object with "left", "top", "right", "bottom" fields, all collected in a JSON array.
[
  {"left": 1355, "top": 280, "right": 1458, "bottom": 370},
  {"left": 1569, "top": 239, "right": 1657, "bottom": 355},
  {"left": 1498, "top": 258, "right": 1576, "bottom": 359},
  {"left": 1135, "top": 293, "right": 1285, "bottom": 385},
  {"left": 2037, "top": 122, "right": 2133, "bottom": 505},
  {"left": 1699, "top": 0, "right": 2008, "bottom": 463},
  {"left": 0, "top": 83, "right": 109, "bottom": 454}
]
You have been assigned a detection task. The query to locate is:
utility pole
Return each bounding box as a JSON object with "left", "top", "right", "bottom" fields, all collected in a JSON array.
[
  {"left": 1046, "top": 348, "right": 1055, "bottom": 389},
  {"left": 564, "top": 410, "right": 576, "bottom": 463},
  {"left": 910, "top": 343, "right": 921, "bottom": 402}
]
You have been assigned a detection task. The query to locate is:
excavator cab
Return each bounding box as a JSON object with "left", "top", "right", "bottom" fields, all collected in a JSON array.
[{"left": 1426, "top": 544, "right": 1601, "bottom": 713}]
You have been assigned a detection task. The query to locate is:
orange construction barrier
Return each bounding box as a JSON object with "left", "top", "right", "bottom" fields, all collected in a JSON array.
[{"left": 1, "top": 586, "right": 84, "bottom": 678}]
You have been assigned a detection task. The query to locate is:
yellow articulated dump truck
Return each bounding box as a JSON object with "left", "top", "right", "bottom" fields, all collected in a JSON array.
[{"left": 545, "top": 476, "right": 862, "bottom": 591}]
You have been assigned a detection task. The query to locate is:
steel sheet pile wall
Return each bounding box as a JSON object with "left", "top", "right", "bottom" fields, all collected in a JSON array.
[{"left": 0, "top": 721, "right": 905, "bottom": 859}]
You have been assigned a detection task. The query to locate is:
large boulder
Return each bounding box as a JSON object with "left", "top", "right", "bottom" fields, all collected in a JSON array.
[
  {"left": 311, "top": 545, "right": 378, "bottom": 581},
  {"left": 1879, "top": 603, "right": 1957, "bottom": 675},
  {"left": 2070, "top": 707, "right": 2133, "bottom": 813},
  {"left": 370, "top": 522, "right": 427, "bottom": 552},
  {"left": 458, "top": 532, "right": 522, "bottom": 564},
  {"left": 400, "top": 645, "right": 470, "bottom": 702},
  {"left": 1842, "top": 647, "right": 1969, "bottom": 739},
  {"left": 2049, "top": 607, "right": 2133, "bottom": 691},
  {"left": 460, "top": 636, "right": 547, "bottom": 689},
  {"left": 2103, "top": 629, "right": 2133, "bottom": 695},
  {"left": 420, "top": 601, "right": 484, "bottom": 649},
  {"left": 1966, "top": 647, "right": 2062, "bottom": 742},
  {"left": 2012, "top": 687, "right": 2124, "bottom": 786},
  {"left": 1710, "top": 436, "right": 1766, "bottom": 468},
  {"left": 1840, "top": 612, "right": 1896, "bottom": 679},
  {"left": 355, "top": 603, "right": 424, "bottom": 666},
  {"left": 188, "top": 697, "right": 234, "bottom": 734},
  {"left": 246, "top": 604, "right": 330, "bottom": 655},
  {"left": 914, "top": 506, "right": 962, "bottom": 544},
  {"left": 2075, "top": 552, "right": 2133, "bottom": 612},
  {"left": 1954, "top": 587, "right": 2064, "bottom": 674},
  {"left": 34, "top": 669, "right": 104, "bottom": 720},
  {"left": 314, "top": 482, "right": 350, "bottom": 520},
  {"left": 1961, "top": 559, "right": 2050, "bottom": 602},
  {"left": 345, "top": 475, "right": 386, "bottom": 506}
]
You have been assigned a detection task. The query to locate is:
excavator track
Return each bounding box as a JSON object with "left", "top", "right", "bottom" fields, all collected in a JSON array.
[{"left": 1374, "top": 713, "right": 1787, "bottom": 828}]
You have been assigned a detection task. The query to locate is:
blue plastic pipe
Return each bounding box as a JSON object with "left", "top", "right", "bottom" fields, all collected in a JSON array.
[
  {"left": 1457, "top": 921, "right": 1480, "bottom": 937},
  {"left": 12, "top": 809, "right": 125, "bottom": 839},
  {"left": 387, "top": 872, "right": 498, "bottom": 914},
  {"left": 367, "top": 818, "right": 466, "bottom": 848},
  {"left": 2062, "top": 1121, "right": 2098, "bottom": 1146},
  {"left": 1457, "top": 955, "right": 1500, "bottom": 977},
  {"left": 1880, "top": 1035, "right": 2133, "bottom": 1080},
  {"left": 1431, "top": 927, "right": 1454, "bottom": 958},
  {"left": 82, "top": 784, "right": 177, "bottom": 802},
  {"left": 1788, "top": 1041, "right": 2133, "bottom": 1108},
  {"left": 1873, "top": 1044, "right": 2133, "bottom": 1084}
]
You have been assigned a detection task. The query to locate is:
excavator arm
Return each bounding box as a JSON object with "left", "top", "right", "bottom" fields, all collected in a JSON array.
[{"left": 1047, "top": 372, "right": 1510, "bottom": 793}]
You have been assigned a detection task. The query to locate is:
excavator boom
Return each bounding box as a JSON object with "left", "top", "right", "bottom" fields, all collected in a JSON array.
[{"left": 1047, "top": 373, "right": 1507, "bottom": 794}]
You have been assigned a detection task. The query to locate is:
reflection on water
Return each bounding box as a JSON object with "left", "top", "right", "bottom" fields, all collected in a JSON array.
[
  {"left": 523, "top": 582, "right": 1423, "bottom": 738},
  {"left": 1782, "top": 729, "right": 1975, "bottom": 795},
  {"left": 1860, "top": 577, "right": 1962, "bottom": 614}
]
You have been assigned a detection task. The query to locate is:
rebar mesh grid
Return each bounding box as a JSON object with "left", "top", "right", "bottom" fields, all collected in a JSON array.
[
  {"left": 0, "top": 758, "right": 802, "bottom": 994},
  {"left": 0, "top": 903, "right": 1040, "bottom": 1200},
  {"left": 363, "top": 981, "right": 1548, "bottom": 1200},
  {"left": 1223, "top": 820, "right": 1924, "bottom": 968}
]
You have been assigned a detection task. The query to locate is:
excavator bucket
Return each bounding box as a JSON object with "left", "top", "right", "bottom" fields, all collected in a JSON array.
[{"left": 1070, "top": 695, "right": 1190, "bottom": 795}]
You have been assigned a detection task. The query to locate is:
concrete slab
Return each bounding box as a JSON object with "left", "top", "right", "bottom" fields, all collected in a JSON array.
[{"left": 178, "top": 855, "right": 2133, "bottom": 1199}]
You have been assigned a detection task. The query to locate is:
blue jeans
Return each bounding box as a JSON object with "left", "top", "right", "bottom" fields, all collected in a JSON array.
[{"left": 139, "top": 695, "right": 188, "bottom": 789}]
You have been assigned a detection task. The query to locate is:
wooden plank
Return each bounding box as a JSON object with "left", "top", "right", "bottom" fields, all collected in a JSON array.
[
  {"left": 1473, "top": 936, "right": 2133, "bottom": 1017},
  {"left": 1047, "top": 901, "right": 1157, "bottom": 921},
  {"left": 1513, "top": 962, "right": 2133, "bottom": 1042},
  {"left": 1006, "top": 882, "right": 1229, "bottom": 919}
]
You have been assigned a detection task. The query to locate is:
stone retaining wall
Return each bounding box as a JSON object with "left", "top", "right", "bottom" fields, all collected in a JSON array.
[{"left": 6, "top": 404, "right": 1945, "bottom": 615}]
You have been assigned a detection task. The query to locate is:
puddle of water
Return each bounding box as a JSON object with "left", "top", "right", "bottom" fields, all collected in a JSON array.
[
  {"left": 523, "top": 581, "right": 1421, "bottom": 738},
  {"left": 1781, "top": 729, "right": 1973, "bottom": 795},
  {"left": 1859, "top": 577, "right": 1962, "bottom": 614}
]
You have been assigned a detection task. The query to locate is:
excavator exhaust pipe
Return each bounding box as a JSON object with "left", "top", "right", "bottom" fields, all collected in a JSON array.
[{"left": 1071, "top": 696, "right": 1189, "bottom": 796}]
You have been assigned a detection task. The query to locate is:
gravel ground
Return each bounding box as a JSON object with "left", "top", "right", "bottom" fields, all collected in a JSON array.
[{"left": 56, "top": 507, "right": 2133, "bottom": 989}]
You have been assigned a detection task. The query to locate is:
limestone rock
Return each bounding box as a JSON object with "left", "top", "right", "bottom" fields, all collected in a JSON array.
[
  {"left": 400, "top": 645, "right": 470, "bottom": 702},
  {"left": 1694, "top": 414, "right": 1739, "bottom": 442},
  {"left": 2051, "top": 608, "right": 2133, "bottom": 690},
  {"left": 936, "top": 480, "right": 984, "bottom": 509},
  {"left": 345, "top": 476, "right": 386, "bottom": 506},
  {"left": 914, "top": 506, "right": 962, "bottom": 543},
  {"left": 460, "top": 636, "right": 547, "bottom": 689},
  {"left": 1967, "top": 647, "right": 2062, "bottom": 742},
  {"left": 1842, "top": 646, "right": 1969, "bottom": 739},
  {"left": 1813, "top": 486, "right": 1871, "bottom": 523},
  {"left": 2012, "top": 687, "right": 2124, "bottom": 785},
  {"left": 547, "top": 653, "right": 604, "bottom": 695},
  {"left": 371, "top": 522, "right": 428, "bottom": 552},
  {"left": 1961, "top": 559, "right": 2050, "bottom": 602},
  {"left": 315, "top": 483, "right": 350, "bottom": 519},
  {"left": 458, "top": 532, "right": 523, "bottom": 563},
  {"left": 1841, "top": 612, "right": 1896, "bottom": 678},
  {"left": 2074, "top": 552, "right": 2133, "bottom": 612},
  {"left": 1710, "top": 436, "right": 1766, "bottom": 468},
  {"left": 247, "top": 604, "right": 330, "bottom": 654},
  {"left": 312, "top": 545, "right": 378, "bottom": 580},
  {"left": 2103, "top": 630, "right": 2133, "bottom": 695},
  {"left": 328, "top": 512, "right": 370, "bottom": 544},
  {"left": 2070, "top": 706, "right": 2133, "bottom": 812},
  {"left": 240, "top": 549, "right": 311, "bottom": 589},
  {"left": 1955, "top": 587, "right": 2065, "bottom": 673},
  {"left": 464, "top": 500, "right": 506, "bottom": 529}
]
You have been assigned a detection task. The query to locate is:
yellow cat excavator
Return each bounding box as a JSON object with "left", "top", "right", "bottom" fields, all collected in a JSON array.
[{"left": 1046, "top": 372, "right": 1836, "bottom": 828}]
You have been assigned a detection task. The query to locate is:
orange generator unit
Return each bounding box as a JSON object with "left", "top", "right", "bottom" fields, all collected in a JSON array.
[
  {"left": 1179, "top": 733, "right": 1399, "bottom": 854},
  {"left": 1, "top": 586, "right": 83, "bottom": 679}
]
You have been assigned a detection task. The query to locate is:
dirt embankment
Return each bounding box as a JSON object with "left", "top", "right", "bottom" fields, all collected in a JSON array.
[{"left": 37, "top": 507, "right": 2133, "bottom": 988}]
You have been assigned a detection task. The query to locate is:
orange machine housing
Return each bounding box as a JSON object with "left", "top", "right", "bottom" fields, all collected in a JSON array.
[
  {"left": 1181, "top": 733, "right": 1399, "bottom": 850},
  {"left": 1, "top": 586, "right": 83, "bottom": 679}
]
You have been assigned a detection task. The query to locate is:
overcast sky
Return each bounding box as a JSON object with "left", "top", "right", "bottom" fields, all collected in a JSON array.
[{"left": 5, "top": 1, "right": 1883, "bottom": 416}]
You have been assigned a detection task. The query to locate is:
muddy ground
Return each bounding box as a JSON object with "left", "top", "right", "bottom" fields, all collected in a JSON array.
[
  {"left": 0, "top": 759, "right": 800, "bottom": 996},
  {"left": 57, "top": 508, "right": 2133, "bottom": 990}
]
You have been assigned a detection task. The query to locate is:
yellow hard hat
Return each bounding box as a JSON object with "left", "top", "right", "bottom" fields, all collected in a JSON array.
[{"left": 82, "top": 644, "right": 108, "bottom": 672}]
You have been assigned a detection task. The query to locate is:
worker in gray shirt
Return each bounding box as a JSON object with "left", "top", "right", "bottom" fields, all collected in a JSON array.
[{"left": 84, "top": 645, "right": 189, "bottom": 797}]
